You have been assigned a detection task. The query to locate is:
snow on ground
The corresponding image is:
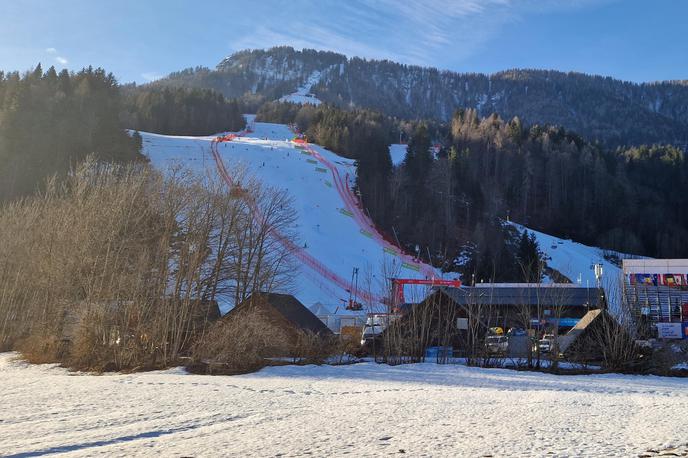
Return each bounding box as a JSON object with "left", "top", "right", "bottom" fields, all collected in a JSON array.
[
  {"left": 389, "top": 143, "right": 407, "bottom": 166},
  {"left": 140, "top": 119, "right": 441, "bottom": 315},
  {"left": 278, "top": 70, "right": 322, "bottom": 105},
  {"left": 1, "top": 352, "right": 687, "bottom": 457}
]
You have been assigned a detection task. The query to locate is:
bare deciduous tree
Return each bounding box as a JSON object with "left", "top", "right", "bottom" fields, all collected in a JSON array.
[{"left": 0, "top": 158, "right": 298, "bottom": 371}]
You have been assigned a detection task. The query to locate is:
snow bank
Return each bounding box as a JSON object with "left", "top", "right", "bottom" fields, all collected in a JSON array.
[{"left": 1, "top": 352, "right": 686, "bottom": 457}]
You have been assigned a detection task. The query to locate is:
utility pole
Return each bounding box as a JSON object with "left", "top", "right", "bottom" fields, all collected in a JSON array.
[{"left": 349, "top": 267, "right": 359, "bottom": 309}]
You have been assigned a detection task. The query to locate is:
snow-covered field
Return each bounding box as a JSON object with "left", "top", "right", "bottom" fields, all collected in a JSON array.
[
  {"left": 1, "top": 352, "right": 686, "bottom": 457},
  {"left": 512, "top": 222, "right": 622, "bottom": 288}
]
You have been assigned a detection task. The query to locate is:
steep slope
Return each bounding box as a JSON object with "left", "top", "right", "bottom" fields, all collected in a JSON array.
[
  {"left": 510, "top": 222, "right": 644, "bottom": 315},
  {"left": 512, "top": 223, "right": 621, "bottom": 286},
  {"left": 140, "top": 117, "right": 442, "bottom": 314},
  {"left": 278, "top": 70, "right": 323, "bottom": 105},
  {"left": 158, "top": 47, "right": 688, "bottom": 148}
]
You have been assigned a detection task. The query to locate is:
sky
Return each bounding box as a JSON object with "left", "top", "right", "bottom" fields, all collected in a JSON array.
[{"left": 0, "top": 0, "right": 686, "bottom": 84}]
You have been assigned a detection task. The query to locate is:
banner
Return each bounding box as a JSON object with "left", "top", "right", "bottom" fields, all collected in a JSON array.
[
  {"left": 661, "top": 273, "right": 686, "bottom": 289},
  {"left": 630, "top": 274, "right": 658, "bottom": 286},
  {"left": 630, "top": 273, "right": 687, "bottom": 289}
]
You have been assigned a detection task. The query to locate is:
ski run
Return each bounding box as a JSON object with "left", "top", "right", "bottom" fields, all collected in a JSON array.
[{"left": 140, "top": 116, "right": 440, "bottom": 316}]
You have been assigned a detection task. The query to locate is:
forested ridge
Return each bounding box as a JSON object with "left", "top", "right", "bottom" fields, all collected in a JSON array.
[
  {"left": 0, "top": 65, "right": 142, "bottom": 200},
  {"left": 258, "top": 101, "right": 688, "bottom": 280},
  {"left": 0, "top": 65, "right": 246, "bottom": 201},
  {"left": 161, "top": 46, "right": 688, "bottom": 149}
]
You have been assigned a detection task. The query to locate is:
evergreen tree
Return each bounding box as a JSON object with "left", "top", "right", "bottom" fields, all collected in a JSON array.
[{"left": 0, "top": 66, "right": 143, "bottom": 201}]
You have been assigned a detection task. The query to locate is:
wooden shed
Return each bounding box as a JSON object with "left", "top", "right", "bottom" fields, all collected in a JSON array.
[{"left": 225, "top": 292, "right": 333, "bottom": 339}]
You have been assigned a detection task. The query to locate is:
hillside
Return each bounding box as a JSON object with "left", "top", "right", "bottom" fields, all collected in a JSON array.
[
  {"left": 140, "top": 116, "right": 442, "bottom": 314},
  {"left": 157, "top": 46, "right": 688, "bottom": 148}
]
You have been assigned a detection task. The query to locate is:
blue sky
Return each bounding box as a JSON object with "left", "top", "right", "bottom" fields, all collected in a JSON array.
[{"left": 1, "top": 0, "right": 685, "bottom": 84}]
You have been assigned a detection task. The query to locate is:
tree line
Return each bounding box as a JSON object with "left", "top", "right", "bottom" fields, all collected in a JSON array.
[
  {"left": 121, "top": 85, "right": 246, "bottom": 136},
  {"left": 0, "top": 64, "right": 248, "bottom": 201},
  {"left": 389, "top": 109, "right": 687, "bottom": 278},
  {"left": 0, "top": 65, "right": 142, "bottom": 200},
  {"left": 258, "top": 102, "right": 688, "bottom": 281}
]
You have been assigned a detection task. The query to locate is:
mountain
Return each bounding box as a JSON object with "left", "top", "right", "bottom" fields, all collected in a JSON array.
[{"left": 157, "top": 46, "right": 688, "bottom": 148}]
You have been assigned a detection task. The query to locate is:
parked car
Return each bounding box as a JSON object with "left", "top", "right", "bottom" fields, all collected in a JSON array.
[
  {"left": 485, "top": 335, "right": 509, "bottom": 355},
  {"left": 533, "top": 334, "right": 556, "bottom": 353},
  {"left": 360, "top": 314, "right": 399, "bottom": 346}
]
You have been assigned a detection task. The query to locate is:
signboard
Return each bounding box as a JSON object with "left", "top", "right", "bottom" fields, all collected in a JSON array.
[
  {"left": 456, "top": 318, "right": 468, "bottom": 330},
  {"left": 656, "top": 322, "right": 683, "bottom": 339},
  {"left": 547, "top": 318, "right": 581, "bottom": 327}
]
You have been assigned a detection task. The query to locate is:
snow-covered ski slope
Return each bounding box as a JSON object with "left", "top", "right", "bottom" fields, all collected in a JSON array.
[
  {"left": 511, "top": 222, "right": 621, "bottom": 287},
  {"left": 141, "top": 117, "right": 441, "bottom": 313},
  {"left": 278, "top": 70, "right": 322, "bottom": 105},
  {"left": 510, "top": 222, "right": 634, "bottom": 313}
]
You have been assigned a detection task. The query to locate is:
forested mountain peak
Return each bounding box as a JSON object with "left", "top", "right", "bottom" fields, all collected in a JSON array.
[
  {"left": 157, "top": 46, "right": 688, "bottom": 148},
  {"left": 217, "top": 46, "right": 346, "bottom": 73}
]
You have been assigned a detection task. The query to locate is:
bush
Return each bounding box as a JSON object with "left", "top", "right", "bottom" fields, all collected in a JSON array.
[
  {"left": 291, "top": 331, "right": 339, "bottom": 364},
  {"left": 14, "top": 333, "right": 64, "bottom": 365},
  {"left": 0, "top": 159, "right": 297, "bottom": 372},
  {"left": 190, "top": 308, "right": 292, "bottom": 375}
]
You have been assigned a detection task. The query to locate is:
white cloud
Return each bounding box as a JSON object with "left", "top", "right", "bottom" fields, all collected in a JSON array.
[
  {"left": 45, "top": 47, "right": 68, "bottom": 65},
  {"left": 230, "top": 0, "right": 614, "bottom": 68},
  {"left": 141, "top": 72, "right": 163, "bottom": 82}
]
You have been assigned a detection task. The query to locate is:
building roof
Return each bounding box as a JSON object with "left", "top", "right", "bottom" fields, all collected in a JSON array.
[
  {"left": 558, "top": 309, "right": 603, "bottom": 353},
  {"left": 308, "top": 301, "right": 332, "bottom": 316},
  {"left": 623, "top": 258, "right": 688, "bottom": 274},
  {"left": 438, "top": 285, "right": 603, "bottom": 308},
  {"left": 238, "top": 292, "right": 333, "bottom": 335}
]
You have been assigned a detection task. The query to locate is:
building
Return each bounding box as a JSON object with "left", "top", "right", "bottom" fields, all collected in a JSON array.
[
  {"left": 622, "top": 259, "right": 688, "bottom": 339},
  {"left": 225, "top": 292, "right": 333, "bottom": 339},
  {"left": 558, "top": 309, "right": 636, "bottom": 363},
  {"left": 383, "top": 284, "right": 604, "bottom": 357},
  {"left": 436, "top": 284, "right": 604, "bottom": 332}
]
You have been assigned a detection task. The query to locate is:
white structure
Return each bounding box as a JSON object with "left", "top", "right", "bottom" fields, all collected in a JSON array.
[{"left": 622, "top": 259, "right": 688, "bottom": 339}]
